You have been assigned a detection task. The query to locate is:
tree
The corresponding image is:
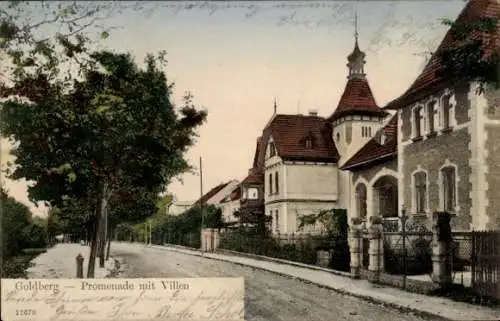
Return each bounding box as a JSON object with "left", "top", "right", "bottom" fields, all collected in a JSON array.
[
  {"left": 0, "top": 50, "right": 207, "bottom": 276},
  {"left": 1, "top": 187, "right": 47, "bottom": 257},
  {"left": 438, "top": 16, "right": 499, "bottom": 94}
]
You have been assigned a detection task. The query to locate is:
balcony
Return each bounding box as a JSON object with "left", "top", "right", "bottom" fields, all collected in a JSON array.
[{"left": 240, "top": 198, "right": 263, "bottom": 208}]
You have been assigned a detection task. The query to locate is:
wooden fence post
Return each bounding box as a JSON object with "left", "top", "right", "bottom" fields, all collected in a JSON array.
[{"left": 76, "top": 254, "right": 84, "bottom": 278}]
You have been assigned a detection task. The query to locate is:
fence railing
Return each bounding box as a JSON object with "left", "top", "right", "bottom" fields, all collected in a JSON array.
[{"left": 471, "top": 230, "right": 500, "bottom": 301}]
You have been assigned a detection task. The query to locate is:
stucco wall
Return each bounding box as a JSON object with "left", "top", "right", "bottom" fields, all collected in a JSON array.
[
  {"left": 285, "top": 163, "right": 338, "bottom": 200},
  {"left": 220, "top": 200, "right": 240, "bottom": 223},
  {"left": 268, "top": 201, "right": 338, "bottom": 234}
]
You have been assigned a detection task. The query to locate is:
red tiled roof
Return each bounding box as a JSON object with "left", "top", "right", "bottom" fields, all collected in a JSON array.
[
  {"left": 242, "top": 169, "right": 264, "bottom": 185},
  {"left": 252, "top": 137, "right": 261, "bottom": 169},
  {"left": 194, "top": 181, "right": 231, "bottom": 206},
  {"left": 259, "top": 114, "right": 340, "bottom": 163},
  {"left": 328, "top": 78, "right": 389, "bottom": 121},
  {"left": 341, "top": 115, "right": 398, "bottom": 170},
  {"left": 386, "top": 0, "right": 500, "bottom": 109}
]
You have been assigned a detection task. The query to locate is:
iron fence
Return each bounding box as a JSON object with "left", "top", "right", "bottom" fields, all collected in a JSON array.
[
  {"left": 382, "top": 213, "right": 433, "bottom": 283},
  {"left": 450, "top": 232, "right": 473, "bottom": 287},
  {"left": 470, "top": 230, "right": 500, "bottom": 301}
]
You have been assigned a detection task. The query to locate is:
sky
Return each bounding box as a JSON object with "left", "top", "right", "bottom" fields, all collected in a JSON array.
[{"left": 0, "top": 1, "right": 466, "bottom": 217}]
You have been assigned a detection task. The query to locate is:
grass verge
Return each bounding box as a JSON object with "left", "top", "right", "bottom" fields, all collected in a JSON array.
[{"left": 2, "top": 248, "right": 47, "bottom": 278}]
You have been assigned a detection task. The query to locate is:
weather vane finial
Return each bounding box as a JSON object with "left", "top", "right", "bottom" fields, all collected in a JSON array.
[
  {"left": 354, "top": 10, "right": 359, "bottom": 43},
  {"left": 273, "top": 98, "right": 277, "bottom": 114}
]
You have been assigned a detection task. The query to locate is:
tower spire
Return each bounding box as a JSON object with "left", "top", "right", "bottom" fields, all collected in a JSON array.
[
  {"left": 347, "top": 10, "right": 366, "bottom": 80},
  {"left": 354, "top": 10, "right": 359, "bottom": 45}
]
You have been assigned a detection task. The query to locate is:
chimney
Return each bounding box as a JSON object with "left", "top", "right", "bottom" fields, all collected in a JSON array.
[{"left": 308, "top": 109, "right": 318, "bottom": 116}]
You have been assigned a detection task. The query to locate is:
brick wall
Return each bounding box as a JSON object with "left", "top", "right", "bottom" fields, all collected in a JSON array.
[{"left": 402, "top": 128, "right": 471, "bottom": 230}]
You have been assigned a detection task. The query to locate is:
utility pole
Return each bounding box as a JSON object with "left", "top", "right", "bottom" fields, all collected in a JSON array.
[
  {"left": 149, "top": 221, "right": 152, "bottom": 246},
  {"left": 200, "top": 156, "right": 204, "bottom": 254}
]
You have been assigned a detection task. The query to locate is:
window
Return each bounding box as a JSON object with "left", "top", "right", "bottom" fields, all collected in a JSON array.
[
  {"left": 380, "top": 133, "right": 387, "bottom": 145},
  {"left": 362, "top": 126, "right": 371, "bottom": 138},
  {"left": 413, "top": 106, "right": 423, "bottom": 138},
  {"left": 355, "top": 184, "right": 367, "bottom": 219},
  {"left": 305, "top": 139, "right": 312, "bottom": 149},
  {"left": 274, "top": 171, "right": 279, "bottom": 194},
  {"left": 268, "top": 173, "right": 273, "bottom": 195},
  {"left": 441, "top": 95, "right": 451, "bottom": 130},
  {"left": 269, "top": 143, "right": 276, "bottom": 158},
  {"left": 274, "top": 210, "right": 280, "bottom": 233},
  {"left": 414, "top": 171, "right": 427, "bottom": 214},
  {"left": 427, "top": 101, "right": 436, "bottom": 134},
  {"left": 441, "top": 166, "right": 456, "bottom": 212},
  {"left": 336, "top": 132, "right": 340, "bottom": 141}
]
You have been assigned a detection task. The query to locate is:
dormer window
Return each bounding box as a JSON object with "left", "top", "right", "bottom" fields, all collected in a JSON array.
[
  {"left": 269, "top": 143, "right": 276, "bottom": 157},
  {"left": 266, "top": 141, "right": 277, "bottom": 159},
  {"left": 305, "top": 139, "right": 312, "bottom": 149},
  {"left": 380, "top": 132, "right": 387, "bottom": 145},
  {"left": 301, "top": 131, "right": 315, "bottom": 149}
]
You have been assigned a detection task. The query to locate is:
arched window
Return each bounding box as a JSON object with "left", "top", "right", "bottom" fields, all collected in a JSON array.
[
  {"left": 268, "top": 173, "right": 273, "bottom": 195},
  {"left": 441, "top": 94, "right": 451, "bottom": 130},
  {"left": 355, "top": 183, "right": 367, "bottom": 219},
  {"left": 441, "top": 166, "right": 457, "bottom": 212},
  {"left": 413, "top": 106, "right": 423, "bottom": 138},
  {"left": 413, "top": 171, "right": 427, "bottom": 214},
  {"left": 427, "top": 101, "right": 436, "bottom": 134}
]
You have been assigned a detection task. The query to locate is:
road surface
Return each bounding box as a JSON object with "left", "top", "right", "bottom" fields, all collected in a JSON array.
[{"left": 110, "top": 243, "right": 434, "bottom": 321}]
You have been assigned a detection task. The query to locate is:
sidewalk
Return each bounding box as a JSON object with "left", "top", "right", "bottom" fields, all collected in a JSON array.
[
  {"left": 26, "top": 243, "right": 117, "bottom": 278},
  {"left": 152, "top": 244, "right": 500, "bottom": 321}
]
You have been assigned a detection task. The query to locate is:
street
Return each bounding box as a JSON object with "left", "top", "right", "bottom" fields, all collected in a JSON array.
[{"left": 110, "top": 243, "right": 433, "bottom": 321}]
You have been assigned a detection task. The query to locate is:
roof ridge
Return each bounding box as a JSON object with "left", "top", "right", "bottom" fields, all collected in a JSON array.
[{"left": 386, "top": 0, "right": 500, "bottom": 109}]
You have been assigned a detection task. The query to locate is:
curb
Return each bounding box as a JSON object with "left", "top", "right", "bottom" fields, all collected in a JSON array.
[
  {"left": 216, "top": 248, "right": 351, "bottom": 278},
  {"left": 151, "top": 244, "right": 453, "bottom": 321}
]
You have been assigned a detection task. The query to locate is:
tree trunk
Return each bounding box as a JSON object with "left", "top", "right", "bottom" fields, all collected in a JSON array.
[
  {"left": 105, "top": 234, "right": 111, "bottom": 261},
  {"left": 98, "top": 205, "right": 107, "bottom": 268},
  {"left": 87, "top": 214, "right": 99, "bottom": 278},
  {"left": 87, "top": 182, "right": 107, "bottom": 278}
]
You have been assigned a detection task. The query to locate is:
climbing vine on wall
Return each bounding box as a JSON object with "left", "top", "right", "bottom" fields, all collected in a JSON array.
[{"left": 438, "top": 17, "right": 500, "bottom": 95}]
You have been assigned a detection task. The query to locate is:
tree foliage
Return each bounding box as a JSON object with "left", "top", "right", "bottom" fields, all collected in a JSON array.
[
  {"left": 1, "top": 187, "right": 47, "bottom": 257},
  {"left": 438, "top": 17, "right": 500, "bottom": 94},
  {"left": 1, "top": 50, "right": 207, "bottom": 208}
]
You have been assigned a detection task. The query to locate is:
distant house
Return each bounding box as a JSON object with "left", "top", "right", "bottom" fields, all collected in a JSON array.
[
  {"left": 219, "top": 185, "right": 241, "bottom": 225},
  {"left": 194, "top": 179, "right": 240, "bottom": 211},
  {"left": 167, "top": 199, "right": 194, "bottom": 216}
]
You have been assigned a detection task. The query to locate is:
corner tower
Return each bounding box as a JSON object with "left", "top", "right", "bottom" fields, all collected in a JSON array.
[{"left": 328, "top": 14, "right": 389, "bottom": 165}]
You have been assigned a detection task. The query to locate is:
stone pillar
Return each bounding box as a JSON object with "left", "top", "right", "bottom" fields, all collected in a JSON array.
[
  {"left": 349, "top": 218, "right": 363, "bottom": 279},
  {"left": 368, "top": 216, "right": 384, "bottom": 283},
  {"left": 431, "top": 211, "right": 453, "bottom": 288},
  {"left": 201, "top": 228, "right": 220, "bottom": 252}
]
